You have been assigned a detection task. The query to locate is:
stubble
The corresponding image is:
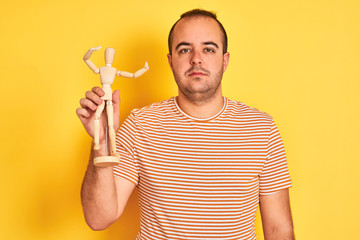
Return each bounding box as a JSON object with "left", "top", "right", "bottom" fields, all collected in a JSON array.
[{"left": 174, "top": 65, "right": 224, "bottom": 104}]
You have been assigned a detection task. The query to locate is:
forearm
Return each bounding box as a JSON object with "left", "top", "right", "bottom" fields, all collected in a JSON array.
[
  {"left": 260, "top": 189, "right": 295, "bottom": 240},
  {"left": 81, "top": 142, "right": 118, "bottom": 230},
  {"left": 264, "top": 225, "right": 295, "bottom": 240}
]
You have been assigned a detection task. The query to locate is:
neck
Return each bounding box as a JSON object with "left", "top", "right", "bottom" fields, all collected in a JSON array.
[{"left": 176, "top": 91, "right": 224, "bottom": 119}]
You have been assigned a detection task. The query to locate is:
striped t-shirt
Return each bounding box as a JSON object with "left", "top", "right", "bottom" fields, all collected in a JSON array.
[{"left": 114, "top": 97, "right": 292, "bottom": 240}]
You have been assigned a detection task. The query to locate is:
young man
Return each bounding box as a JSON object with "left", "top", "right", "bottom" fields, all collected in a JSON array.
[{"left": 77, "top": 9, "right": 294, "bottom": 240}]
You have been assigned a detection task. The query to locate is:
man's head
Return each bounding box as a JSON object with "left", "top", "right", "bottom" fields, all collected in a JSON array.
[
  {"left": 168, "top": 9, "right": 228, "bottom": 55},
  {"left": 167, "top": 9, "right": 230, "bottom": 104}
]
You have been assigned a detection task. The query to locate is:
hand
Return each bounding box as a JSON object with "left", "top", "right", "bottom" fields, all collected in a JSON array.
[
  {"left": 76, "top": 87, "right": 120, "bottom": 142},
  {"left": 144, "top": 62, "right": 149, "bottom": 70},
  {"left": 90, "top": 46, "right": 102, "bottom": 52}
]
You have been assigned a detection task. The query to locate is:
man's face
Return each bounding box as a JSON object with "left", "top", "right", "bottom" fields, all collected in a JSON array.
[{"left": 167, "top": 17, "right": 230, "bottom": 103}]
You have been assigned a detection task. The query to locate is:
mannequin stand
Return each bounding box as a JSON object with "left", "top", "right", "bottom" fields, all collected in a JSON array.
[{"left": 94, "top": 156, "right": 119, "bottom": 167}]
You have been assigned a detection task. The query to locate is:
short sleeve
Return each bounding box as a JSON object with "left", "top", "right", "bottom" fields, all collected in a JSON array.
[
  {"left": 259, "top": 119, "right": 292, "bottom": 195},
  {"left": 113, "top": 113, "right": 139, "bottom": 185}
]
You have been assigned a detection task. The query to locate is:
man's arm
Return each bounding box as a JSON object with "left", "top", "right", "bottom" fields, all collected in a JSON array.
[
  {"left": 259, "top": 189, "right": 295, "bottom": 240},
  {"left": 77, "top": 87, "right": 135, "bottom": 230},
  {"left": 81, "top": 144, "right": 136, "bottom": 230}
]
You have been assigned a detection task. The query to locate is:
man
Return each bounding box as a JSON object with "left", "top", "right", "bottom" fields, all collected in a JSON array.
[{"left": 77, "top": 9, "right": 294, "bottom": 240}]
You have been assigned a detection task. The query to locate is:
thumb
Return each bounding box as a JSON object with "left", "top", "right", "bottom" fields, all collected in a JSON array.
[
  {"left": 112, "top": 89, "right": 120, "bottom": 105},
  {"left": 112, "top": 90, "right": 120, "bottom": 130},
  {"left": 112, "top": 90, "right": 120, "bottom": 115}
]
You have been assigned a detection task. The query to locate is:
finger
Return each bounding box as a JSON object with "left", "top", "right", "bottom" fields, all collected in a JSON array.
[
  {"left": 76, "top": 107, "right": 91, "bottom": 119},
  {"left": 85, "top": 90, "right": 103, "bottom": 105},
  {"left": 112, "top": 90, "right": 120, "bottom": 105},
  {"left": 80, "top": 98, "right": 97, "bottom": 111},
  {"left": 92, "top": 86, "right": 105, "bottom": 97}
]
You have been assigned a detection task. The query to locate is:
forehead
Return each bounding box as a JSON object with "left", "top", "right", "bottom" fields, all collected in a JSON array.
[{"left": 171, "top": 17, "right": 223, "bottom": 47}]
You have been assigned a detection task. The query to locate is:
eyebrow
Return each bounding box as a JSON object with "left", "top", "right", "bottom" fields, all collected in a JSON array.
[
  {"left": 175, "top": 42, "right": 191, "bottom": 51},
  {"left": 203, "top": 41, "right": 219, "bottom": 49},
  {"left": 175, "top": 41, "right": 219, "bottom": 51}
]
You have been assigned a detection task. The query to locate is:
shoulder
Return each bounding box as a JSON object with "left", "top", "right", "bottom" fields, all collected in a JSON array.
[
  {"left": 130, "top": 97, "right": 175, "bottom": 121},
  {"left": 225, "top": 98, "right": 274, "bottom": 123}
]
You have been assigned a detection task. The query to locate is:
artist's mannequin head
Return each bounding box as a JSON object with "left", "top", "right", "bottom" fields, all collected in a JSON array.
[{"left": 105, "top": 47, "right": 115, "bottom": 66}]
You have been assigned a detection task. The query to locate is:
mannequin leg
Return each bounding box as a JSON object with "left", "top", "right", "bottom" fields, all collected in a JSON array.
[
  {"left": 92, "top": 94, "right": 120, "bottom": 167},
  {"left": 93, "top": 101, "right": 105, "bottom": 150},
  {"left": 106, "top": 100, "right": 119, "bottom": 157}
]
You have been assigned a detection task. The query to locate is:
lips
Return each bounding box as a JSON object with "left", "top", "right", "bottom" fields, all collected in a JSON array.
[{"left": 188, "top": 71, "right": 207, "bottom": 76}]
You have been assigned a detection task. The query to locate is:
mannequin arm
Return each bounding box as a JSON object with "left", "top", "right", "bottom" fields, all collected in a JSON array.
[
  {"left": 83, "top": 46, "right": 102, "bottom": 74},
  {"left": 116, "top": 62, "right": 149, "bottom": 78}
]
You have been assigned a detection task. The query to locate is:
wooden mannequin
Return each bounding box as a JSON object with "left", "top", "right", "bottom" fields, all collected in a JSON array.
[{"left": 83, "top": 46, "right": 149, "bottom": 167}]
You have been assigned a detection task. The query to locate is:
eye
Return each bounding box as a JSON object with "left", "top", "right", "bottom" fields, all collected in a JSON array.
[
  {"left": 204, "top": 48, "right": 215, "bottom": 53},
  {"left": 179, "top": 48, "right": 191, "bottom": 54}
]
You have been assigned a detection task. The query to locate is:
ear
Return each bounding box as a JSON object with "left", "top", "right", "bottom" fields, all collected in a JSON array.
[
  {"left": 167, "top": 53, "right": 174, "bottom": 71},
  {"left": 222, "top": 52, "right": 230, "bottom": 72}
]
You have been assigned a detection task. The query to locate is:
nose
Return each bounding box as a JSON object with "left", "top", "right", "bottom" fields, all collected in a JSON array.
[{"left": 191, "top": 50, "right": 202, "bottom": 65}]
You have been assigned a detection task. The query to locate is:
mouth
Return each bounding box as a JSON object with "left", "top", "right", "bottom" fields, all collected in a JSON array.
[{"left": 188, "top": 71, "right": 207, "bottom": 77}]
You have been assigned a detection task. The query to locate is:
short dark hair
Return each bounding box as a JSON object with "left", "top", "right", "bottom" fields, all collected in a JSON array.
[{"left": 168, "top": 9, "right": 228, "bottom": 55}]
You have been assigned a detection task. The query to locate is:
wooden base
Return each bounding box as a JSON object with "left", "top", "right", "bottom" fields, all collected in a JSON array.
[{"left": 94, "top": 156, "right": 119, "bottom": 167}]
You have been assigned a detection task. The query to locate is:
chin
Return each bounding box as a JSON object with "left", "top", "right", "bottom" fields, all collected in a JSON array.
[{"left": 182, "top": 89, "right": 216, "bottom": 103}]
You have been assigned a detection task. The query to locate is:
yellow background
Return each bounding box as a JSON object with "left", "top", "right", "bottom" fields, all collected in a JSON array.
[{"left": 1, "top": 0, "right": 359, "bottom": 239}]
